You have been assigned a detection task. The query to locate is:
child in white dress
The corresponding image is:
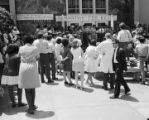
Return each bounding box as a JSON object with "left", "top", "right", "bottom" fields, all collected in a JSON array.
[
  {"left": 85, "top": 39, "right": 99, "bottom": 86},
  {"left": 71, "top": 39, "right": 84, "bottom": 89}
]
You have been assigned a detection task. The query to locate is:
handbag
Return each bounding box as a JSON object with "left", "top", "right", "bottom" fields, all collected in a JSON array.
[{"left": 94, "top": 72, "right": 104, "bottom": 81}]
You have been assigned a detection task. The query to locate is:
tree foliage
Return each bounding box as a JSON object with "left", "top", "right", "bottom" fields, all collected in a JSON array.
[
  {"left": 109, "top": 0, "right": 134, "bottom": 26},
  {"left": 0, "top": 6, "right": 14, "bottom": 32}
]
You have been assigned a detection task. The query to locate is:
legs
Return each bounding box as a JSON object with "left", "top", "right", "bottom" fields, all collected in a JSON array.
[
  {"left": 63, "top": 71, "right": 73, "bottom": 85},
  {"left": 86, "top": 73, "right": 94, "bottom": 86},
  {"left": 8, "top": 85, "right": 17, "bottom": 107},
  {"left": 103, "top": 73, "right": 108, "bottom": 90},
  {"left": 25, "top": 88, "right": 36, "bottom": 114}
]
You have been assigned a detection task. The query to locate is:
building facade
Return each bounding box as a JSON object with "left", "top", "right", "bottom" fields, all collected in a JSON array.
[{"left": 134, "top": 0, "right": 149, "bottom": 25}]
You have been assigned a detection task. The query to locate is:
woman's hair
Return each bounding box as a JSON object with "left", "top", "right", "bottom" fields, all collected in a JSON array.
[
  {"left": 89, "top": 39, "right": 96, "bottom": 46},
  {"left": 23, "top": 35, "right": 34, "bottom": 44},
  {"left": 56, "top": 38, "right": 61, "bottom": 44},
  {"left": 61, "top": 38, "right": 69, "bottom": 47},
  {"left": 6, "top": 44, "right": 19, "bottom": 55},
  {"left": 46, "top": 35, "right": 52, "bottom": 41},
  {"left": 71, "top": 39, "right": 79, "bottom": 49}
]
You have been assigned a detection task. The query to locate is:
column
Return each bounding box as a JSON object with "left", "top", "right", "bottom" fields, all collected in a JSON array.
[
  {"left": 79, "top": 0, "right": 83, "bottom": 26},
  {"left": 93, "top": 0, "right": 96, "bottom": 25},
  {"left": 134, "top": 0, "right": 140, "bottom": 24},
  {"left": 9, "top": 0, "right": 16, "bottom": 24},
  {"left": 106, "top": 0, "right": 109, "bottom": 14},
  {"left": 66, "top": 0, "right": 68, "bottom": 26}
]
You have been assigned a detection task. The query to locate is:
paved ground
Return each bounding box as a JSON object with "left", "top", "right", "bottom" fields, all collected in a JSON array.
[{"left": 0, "top": 74, "right": 149, "bottom": 120}]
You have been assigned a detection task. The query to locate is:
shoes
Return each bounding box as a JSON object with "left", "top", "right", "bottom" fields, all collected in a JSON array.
[
  {"left": 48, "top": 80, "right": 54, "bottom": 83},
  {"left": 68, "top": 83, "right": 74, "bottom": 86},
  {"left": 11, "top": 103, "right": 17, "bottom": 108},
  {"left": 41, "top": 80, "right": 45, "bottom": 83},
  {"left": 18, "top": 103, "right": 27, "bottom": 107},
  {"left": 33, "top": 105, "right": 38, "bottom": 110},
  {"left": 125, "top": 89, "right": 131, "bottom": 95},
  {"left": 27, "top": 109, "right": 34, "bottom": 114},
  {"left": 64, "top": 81, "right": 69, "bottom": 85},
  {"left": 52, "top": 77, "right": 58, "bottom": 80},
  {"left": 110, "top": 95, "right": 119, "bottom": 99},
  {"left": 102, "top": 86, "right": 108, "bottom": 90}
]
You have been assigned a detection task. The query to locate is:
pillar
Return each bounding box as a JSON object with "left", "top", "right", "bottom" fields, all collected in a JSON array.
[
  {"left": 134, "top": 0, "right": 140, "bottom": 24},
  {"left": 9, "top": 0, "right": 16, "bottom": 24}
]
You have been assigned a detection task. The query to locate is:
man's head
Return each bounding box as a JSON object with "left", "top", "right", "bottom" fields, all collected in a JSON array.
[{"left": 104, "top": 33, "right": 111, "bottom": 39}]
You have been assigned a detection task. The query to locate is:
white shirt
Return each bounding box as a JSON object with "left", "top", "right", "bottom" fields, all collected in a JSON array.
[
  {"left": 117, "top": 30, "right": 132, "bottom": 42},
  {"left": 33, "top": 39, "right": 49, "bottom": 54},
  {"left": 48, "top": 41, "right": 55, "bottom": 53},
  {"left": 113, "top": 48, "right": 118, "bottom": 63}
]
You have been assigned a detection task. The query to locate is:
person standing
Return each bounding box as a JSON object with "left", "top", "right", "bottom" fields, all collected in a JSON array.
[
  {"left": 1, "top": 44, "right": 26, "bottom": 107},
  {"left": 96, "top": 33, "right": 115, "bottom": 90},
  {"left": 60, "top": 38, "right": 73, "bottom": 86},
  {"left": 18, "top": 35, "right": 40, "bottom": 114},
  {"left": 71, "top": 39, "right": 84, "bottom": 89},
  {"left": 134, "top": 36, "right": 149, "bottom": 84},
  {"left": 110, "top": 39, "right": 130, "bottom": 99},
  {"left": 117, "top": 22, "right": 132, "bottom": 61},
  {"left": 46, "top": 35, "right": 58, "bottom": 80},
  {"left": 85, "top": 39, "right": 99, "bottom": 86},
  {"left": 33, "top": 33, "right": 53, "bottom": 83}
]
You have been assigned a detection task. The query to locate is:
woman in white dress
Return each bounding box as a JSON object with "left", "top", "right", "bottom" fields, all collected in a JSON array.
[
  {"left": 18, "top": 35, "right": 40, "bottom": 114},
  {"left": 85, "top": 39, "right": 99, "bottom": 86},
  {"left": 71, "top": 39, "right": 84, "bottom": 89}
]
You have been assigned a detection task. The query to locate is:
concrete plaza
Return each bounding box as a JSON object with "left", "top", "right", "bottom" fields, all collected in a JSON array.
[{"left": 0, "top": 74, "right": 149, "bottom": 120}]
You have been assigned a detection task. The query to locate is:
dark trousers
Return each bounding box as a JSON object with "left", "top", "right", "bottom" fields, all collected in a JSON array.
[
  {"left": 103, "top": 73, "right": 115, "bottom": 89},
  {"left": 48, "top": 53, "right": 56, "bottom": 79},
  {"left": 114, "top": 64, "right": 130, "bottom": 97},
  {"left": 40, "top": 53, "right": 51, "bottom": 82}
]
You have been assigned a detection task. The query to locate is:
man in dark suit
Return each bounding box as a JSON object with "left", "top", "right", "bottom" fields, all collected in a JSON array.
[{"left": 111, "top": 39, "right": 130, "bottom": 98}]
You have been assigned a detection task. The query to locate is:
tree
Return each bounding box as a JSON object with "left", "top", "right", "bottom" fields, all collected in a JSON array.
[
  {"left": 0, "top": 6, "right": 14, "bottom": 33},
  {"left": 109, "top": 0, "right": 134, "bottom": 27}
]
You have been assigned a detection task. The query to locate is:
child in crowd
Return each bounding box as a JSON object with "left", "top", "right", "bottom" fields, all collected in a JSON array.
[
  {"left": 71, "top": 39, "right": 84, "bottom": 89},
  {"left": 60, "top": 38, "right": 73, "bottom": 86},
  {"left": 1, "top": 44, "right": 26, "bottom": 107},
  {"left": 85, "top": 39, "right": 99, "bottom": 86}
]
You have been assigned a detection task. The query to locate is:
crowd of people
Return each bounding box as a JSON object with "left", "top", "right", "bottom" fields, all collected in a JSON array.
[{"left": 0, "top": 22, "right": 149, "bottom": 114}]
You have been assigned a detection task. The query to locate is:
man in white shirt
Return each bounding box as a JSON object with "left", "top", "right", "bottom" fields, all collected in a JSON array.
[
  {"left": 33, "top": 33, "right": 53, "bottom": 83},
  {"left": 46, "top": 35, "right": 58, "bottom": 80},
  {"left": 117, "top": 22, "right": 132, "bottom": 60}
]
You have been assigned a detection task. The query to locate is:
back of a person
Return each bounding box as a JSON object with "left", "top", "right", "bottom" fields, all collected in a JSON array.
[
  {"left": 8, "top": 54, "right": 20, "bottom": 76},
  {"left": 136, "top": 44, "right": 148, "bottom": 57},
  {"left": 86, "top": 46, "right": 98, "bottom": 60},
  {"left": 19, "top": 45, "right": 37, "bottom": 63},
  {"left": 118, "top": 30, "right": 132, "bottom": 42},
  {"left": 33, "top": 39, "right": 48, "bottom": 54},
  {"left": 71, "top": 47, "right": 82, "bottom": 62}
]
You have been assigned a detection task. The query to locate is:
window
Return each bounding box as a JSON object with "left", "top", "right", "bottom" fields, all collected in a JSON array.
[
  {"left": 68, "top": 0, "right": 79, "bottom": 14},
  {"left": 96, "top": 0, "right": 106, "bottom": 13},
  {"left": 82, "top": 0, "right": 93, "bottom": 14}
]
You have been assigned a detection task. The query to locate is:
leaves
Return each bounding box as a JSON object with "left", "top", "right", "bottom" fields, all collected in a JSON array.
[{"left": 0, "top": 6, "right": 14, "bottom": 32}]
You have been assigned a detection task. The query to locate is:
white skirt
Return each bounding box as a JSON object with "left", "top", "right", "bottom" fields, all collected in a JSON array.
[{"left": 1, "top": 75, "right": 18, "bottom": 85}]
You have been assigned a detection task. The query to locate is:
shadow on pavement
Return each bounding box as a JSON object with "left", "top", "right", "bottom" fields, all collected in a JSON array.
[
  {"left": 26, "top": 110, "right": 55, "bottom": 119},
  {"left": 120, "top": 94, "right": 139, "bottom": 102},
  {"left": 82, "top": 87, "right": 94, "bottom": 93},
  {"left": 89, "top": 84, "right": 103, "bottom": 89},
  {"left": 46, "top": 82, "right": 59, "bottom": 85}
]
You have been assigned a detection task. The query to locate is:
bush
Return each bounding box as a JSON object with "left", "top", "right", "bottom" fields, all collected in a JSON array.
[{"left": 0, "top": 6, "right": 14, "bottom": 32}]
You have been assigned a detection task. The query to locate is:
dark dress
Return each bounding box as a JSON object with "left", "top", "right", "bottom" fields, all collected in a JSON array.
[{"left": 61, "top": 47, "right": 73, "bottom": 72}]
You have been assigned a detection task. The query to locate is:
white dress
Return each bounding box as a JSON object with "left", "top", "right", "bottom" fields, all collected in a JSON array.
[
  {"left": 85, "top": 45, "right": 99, "bottom": 73},
  {"left": 71, "top": 47, "right": 84, "bottom": 72},
  {"left": 18, "top": 44, "right": 40, "bottom": 89}
]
